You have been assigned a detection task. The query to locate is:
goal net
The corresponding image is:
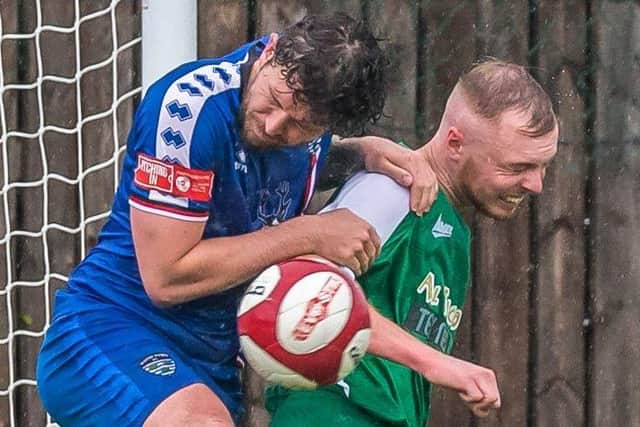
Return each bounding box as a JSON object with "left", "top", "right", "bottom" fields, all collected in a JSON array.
[{"left": 0, "top": 1, "right": 141, "bottom": 425}]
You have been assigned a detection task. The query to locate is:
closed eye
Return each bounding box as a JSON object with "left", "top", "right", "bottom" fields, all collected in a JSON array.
[{"left": 508, "top": 165, "right": 530, "bottom": 173}]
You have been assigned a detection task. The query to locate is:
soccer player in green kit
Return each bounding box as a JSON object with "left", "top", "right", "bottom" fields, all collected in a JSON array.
[{"left": 265, "top": 59, "right": 559, "bottom": 427}]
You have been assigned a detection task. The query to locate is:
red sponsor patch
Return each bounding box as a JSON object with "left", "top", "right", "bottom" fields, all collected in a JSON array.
[{"left": 134, "top": 153, "right": 214, "bottom": 202}]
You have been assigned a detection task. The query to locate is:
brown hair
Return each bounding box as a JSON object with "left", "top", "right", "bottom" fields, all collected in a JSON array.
[
  {"left": 457, "top": 58, "right": 557, "bottom": 137},
  {"left": 273, "top": 13, "right": 389, "bottom": 136}
]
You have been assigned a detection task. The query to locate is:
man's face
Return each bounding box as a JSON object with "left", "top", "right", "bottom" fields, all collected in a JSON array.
[
  {"left": 240, "top": 61, "right": 326, "bottom": 148},
  {"left": 458, "top": 109, "right": 558, "bottom": 220}
]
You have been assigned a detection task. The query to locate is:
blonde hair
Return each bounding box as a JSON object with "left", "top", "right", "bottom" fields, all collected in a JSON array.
[{"left": 457, "top": 58, "right": 557, "bottom": 137}]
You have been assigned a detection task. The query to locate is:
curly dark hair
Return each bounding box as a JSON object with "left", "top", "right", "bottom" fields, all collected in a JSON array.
[{"left": 272, "top": 13, "right": 389, "bottom": 136}]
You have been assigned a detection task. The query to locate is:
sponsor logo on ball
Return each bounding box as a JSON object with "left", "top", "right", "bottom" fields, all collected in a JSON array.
[{"left": 293, "top": 275, "right": 343, "bottom": 341}]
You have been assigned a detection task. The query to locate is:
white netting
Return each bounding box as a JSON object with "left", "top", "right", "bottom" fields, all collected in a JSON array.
[{"left": 0, "top": 1, "right": 141, "bottom": 425}]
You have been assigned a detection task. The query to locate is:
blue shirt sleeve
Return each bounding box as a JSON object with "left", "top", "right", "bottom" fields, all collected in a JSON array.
[{"left": 127, "top": 59, "right": 242, "bottom": 222}]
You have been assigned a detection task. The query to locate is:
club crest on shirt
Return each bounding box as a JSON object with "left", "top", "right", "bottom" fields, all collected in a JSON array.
[
  {"left": 234, "top": 146, "right": 248, "bottom": 173},
  {"left": 257, "top": 181, "right": 292, "bottom": 226},
  {"left": 140, "top": 353, "right": 176, "bottom": 376}
]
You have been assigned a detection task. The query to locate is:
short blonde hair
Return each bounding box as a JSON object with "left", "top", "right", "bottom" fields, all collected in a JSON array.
[{"left": 457, "top": 58, "right": 557, "bottom": 137}]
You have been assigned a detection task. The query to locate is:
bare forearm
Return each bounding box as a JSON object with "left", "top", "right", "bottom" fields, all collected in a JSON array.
[
  {"left": 367, "top": 305, "right": 442, "bottom": 375},
  {"left": 149, "top": 216, "right": 314, "bottom": 306},
  {"left": 133, "top": 206, "right": 377, "bottom": 307},
  {"left": 367, "top": 305, "right": 501, "bottom": 415}
]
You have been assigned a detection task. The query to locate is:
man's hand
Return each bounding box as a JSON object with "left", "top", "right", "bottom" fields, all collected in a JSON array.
[
  {"left": 301, "top": 209, "right": 380, "bottom": 276},
  {"left": 422, "top": 352, "right": 501, "bottom": 418},
  {"left": 338, "top": 136, "right": 438, "bottom": 216}
]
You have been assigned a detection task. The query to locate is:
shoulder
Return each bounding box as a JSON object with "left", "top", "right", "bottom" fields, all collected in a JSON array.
[
  {"left": 325, "top": 172, "right": 409, "bottom": 210},
  {"left": 133, "top": 54, "right": 252, "bottom": 164},
  {"left": 322, "top": 172, "right": 410, "bottom": 244},
  {"left": 143, "top": 56, "right": 246, "bottom": 118},
  {"left": 419, "top": 192, "right": 470, "bottom": 248}
]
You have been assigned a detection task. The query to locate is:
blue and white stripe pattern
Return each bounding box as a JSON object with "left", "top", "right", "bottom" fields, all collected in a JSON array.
[{"left": 150, "top": 56, "right": 248, "bottom": 209}]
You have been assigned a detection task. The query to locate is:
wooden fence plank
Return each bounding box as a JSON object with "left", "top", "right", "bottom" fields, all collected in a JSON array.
[
  {"left": 198, "top": 0, "right": 249, "bottom": 58},
  {"left": 420, "top": 2, "right": 478, "bottom": 425},
  {"left": 257, "top": 0, "right": 361, "bottom": 35},
  {"left": 0, "top": 2, "right": 21, "bottom": 425},
  {"left": 256, "top": 0, "right": 308, "bottom": 34},
  {"left": 40, "top": 0, "right": 81, "bottom": 319},
  {"left": 11, "top": 0, "right": 48, "bottom": 424},
  {"left": 364, "top": 0, "right": 419, "bottom": 146},
  {"left": 114, "top": 0, "right": 142, "bottom": 178},
  {"left": 418, "top": 0, "right": 479, "bottom": 142},
  {"left": 78, "top": 0, "right": 118, "bottom": 252},
  {"left": 473, "top": 2, "right": 530, "bottom": 427},
  {"left": 591, "top": 1, "right": 640, "bottom": 426},
  {"left": 532, "top": 1, "right": 587, "bottom": 426}
]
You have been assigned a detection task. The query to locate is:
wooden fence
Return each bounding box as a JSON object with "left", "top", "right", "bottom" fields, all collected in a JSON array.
[{"left": 1, "top": 1, "right": 638, "bottom": 426}]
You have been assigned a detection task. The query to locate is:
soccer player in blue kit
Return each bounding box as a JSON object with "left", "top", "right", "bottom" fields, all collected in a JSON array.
[{"left": 36, "top": 14, "right": 436, "bottom": 427}]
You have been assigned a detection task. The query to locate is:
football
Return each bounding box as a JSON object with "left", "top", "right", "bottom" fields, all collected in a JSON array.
[{"left": 237, "top": 257, "right": 371, "bottom": 389}]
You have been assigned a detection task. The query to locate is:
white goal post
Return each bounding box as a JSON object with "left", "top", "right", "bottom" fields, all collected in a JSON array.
[{"left": 0, "top": 1, "right": 196, "bottom": 426}]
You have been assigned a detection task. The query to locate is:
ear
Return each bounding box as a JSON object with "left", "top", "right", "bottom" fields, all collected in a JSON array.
[
  {"left": 261, "top": 33, "right": 279, "bottom": 62},
  {"left": 446, "top": 126, "right": 465, "bottom": 161}
]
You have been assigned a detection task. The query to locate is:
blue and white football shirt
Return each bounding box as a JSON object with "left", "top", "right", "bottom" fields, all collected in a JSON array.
[{"left": 64, "top": 36, "right": 331, "bottom": 359}]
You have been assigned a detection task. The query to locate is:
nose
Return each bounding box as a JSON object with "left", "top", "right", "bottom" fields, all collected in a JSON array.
[
  {"left": 264, "top": 110, "right": 287, "bottom": 138},
  {"left": 521, "top": 168, "right": 544, "bottom": 194}
]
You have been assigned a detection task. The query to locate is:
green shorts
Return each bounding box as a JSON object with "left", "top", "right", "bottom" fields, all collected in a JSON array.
[{"left": 266, "top": 387, "right": 388, "bottom": 427}]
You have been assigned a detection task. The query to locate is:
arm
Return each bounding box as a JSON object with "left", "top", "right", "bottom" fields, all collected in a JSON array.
[
  {"left": 131, "top": 207, "right": 380, "bottom": 307},
  {"left": 315, "top": 136, "right": 365, "bottom": 191},
  {"left": 315, "top": 171, "right": 497, "bottom": 416},
  {"left": 367, "top": 306, "right": 501, "bottom": 417},
  {"left": 332, "top": 135, "right": 438, "bottom": 216},
  {"left": 295, "top": 250, "right": 501, "bottom": 417}
]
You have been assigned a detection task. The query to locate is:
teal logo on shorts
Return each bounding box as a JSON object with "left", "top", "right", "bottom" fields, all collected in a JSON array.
[{"left": 140, "top": 353, "right": 176, "bottom": 376}]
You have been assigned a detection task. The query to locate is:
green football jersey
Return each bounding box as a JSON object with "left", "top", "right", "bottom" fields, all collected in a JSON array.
[{"left": 266, "top": 172, "right": 471, "bottom": 427}]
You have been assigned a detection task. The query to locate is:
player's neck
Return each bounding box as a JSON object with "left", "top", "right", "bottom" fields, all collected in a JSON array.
[{"left": 419, "top": 141, "right": 468, "bottom": 212}]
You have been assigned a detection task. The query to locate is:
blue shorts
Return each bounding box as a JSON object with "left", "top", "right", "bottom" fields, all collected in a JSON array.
[{"left": 36, "top": 291, "right": 243, "bottom": 427}]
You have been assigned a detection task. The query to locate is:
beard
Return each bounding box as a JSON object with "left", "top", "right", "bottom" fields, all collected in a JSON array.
[
  {"left": 238, "top": 97, "right": 256, "bottom": 146},
  {"left": 238, "top": 98, "right": 285, "bottom": 149},
  {"left": 461, "top": 180, "right": 505, "bottom": 220},
  {"left": 459, "top": 160, "right": 523, "bottom": 221},
  {"left": 469, "top": 188, "right": 518, "bottom": 220},
  {"left": 238, "top": 73, "right": 267, "bottom": 148}
]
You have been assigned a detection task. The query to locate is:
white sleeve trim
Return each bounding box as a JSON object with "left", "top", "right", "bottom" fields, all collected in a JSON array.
[
  {"left": 320, "top": 172, "right": 410, "bottom": 246},
  {"left": 129, "top": 198, "right": 209, "bottom": 222}
]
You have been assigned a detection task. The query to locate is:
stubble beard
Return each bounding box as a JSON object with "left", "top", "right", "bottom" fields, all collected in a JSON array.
[
  {"left": 459, "top": 161, "right": 518, "bottom": 221},
  {"left": 238, "top": 97, "right": 255, "bottom": 146}
]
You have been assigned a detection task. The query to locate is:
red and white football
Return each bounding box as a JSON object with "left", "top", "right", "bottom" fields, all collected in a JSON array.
[{"left": 237, "top": 257, "right": 371, "bottom": 389}]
